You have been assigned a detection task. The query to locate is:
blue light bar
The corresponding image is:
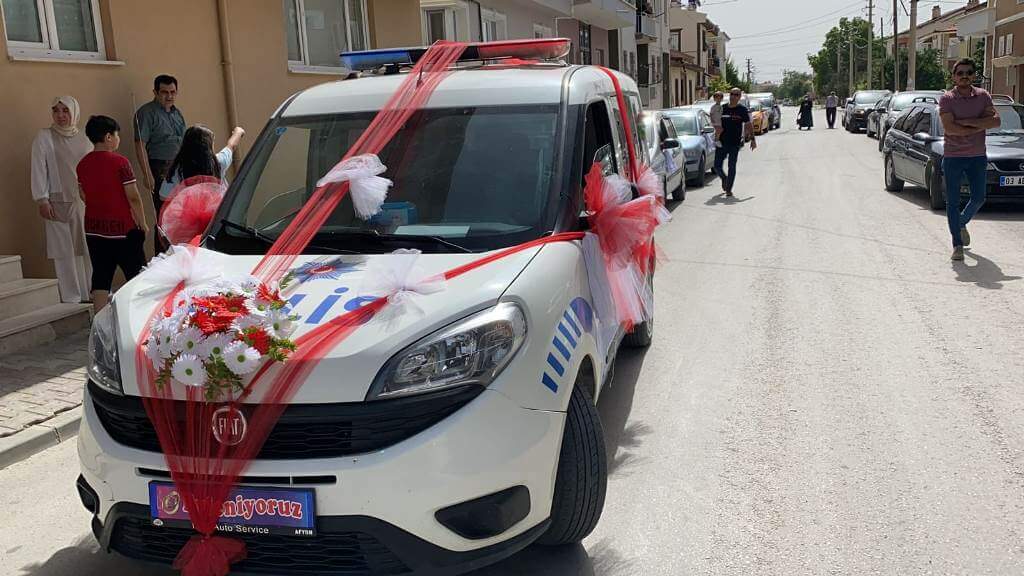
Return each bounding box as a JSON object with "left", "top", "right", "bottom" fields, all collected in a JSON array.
[{"left": 340, "top": 49, "right": 412, "bottom": 71}]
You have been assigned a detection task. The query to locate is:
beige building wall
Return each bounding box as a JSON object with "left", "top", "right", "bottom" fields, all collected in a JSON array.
[{"left": 0, "top": 0, "right": 421, "bottom": 280}]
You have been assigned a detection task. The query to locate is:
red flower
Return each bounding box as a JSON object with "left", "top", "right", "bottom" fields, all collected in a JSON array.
[
  {"left": 243, "top": 328, "right": 272, "bottom": 355},
  {"left": 257, "top": 283, "right": 282, "bottom": 305},
  {"left": 192, "top": 310, "right": 234, "bottom": 335}
]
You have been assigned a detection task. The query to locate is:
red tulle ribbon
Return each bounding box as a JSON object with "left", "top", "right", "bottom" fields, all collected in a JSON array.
[
  {"left": 172, "top": 535, "right": 247, "bottom": 576},
  {"left": 158, "top": 176, "right": 227, "bottom": 246}
]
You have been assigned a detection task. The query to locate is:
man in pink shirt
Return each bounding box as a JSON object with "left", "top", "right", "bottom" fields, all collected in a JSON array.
[{"left": 938, "top": 58, "right": 1001, "bottom": 261}]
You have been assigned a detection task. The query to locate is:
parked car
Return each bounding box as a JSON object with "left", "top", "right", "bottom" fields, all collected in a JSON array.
[
  {"left": 843, "top": 89, "right": 891, "bottom": 132},
  {"left": 869, "top": 90, "right": 943, "bottom": 150},
  {"left": 749, "top": 100, "right": 770, "bottom": 135},
  {"left": 664, "top": 107, "right": 717, "bottom": 190},
  {"left": 640, "top": 110, "right": 685, "bottom": 200},
  {"left": 992, "top": 94, "right": 1015, "bottom": 104},
  {"left": 77, "top": 39, "right": 657, "bottom": 575},
  {"left": 748, "top": 92, "right": 781, "bottom": 129},
  {"left": 883, "top": 101, "right": 1024, "bottom": 210}
]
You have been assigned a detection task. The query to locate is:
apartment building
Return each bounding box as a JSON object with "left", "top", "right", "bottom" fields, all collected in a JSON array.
[
  {"left": 670, "top": 6, "right": 726, "bottom": 102},
  {"left": 990, "top": 0, "right": 1024, "bottom": 99}
]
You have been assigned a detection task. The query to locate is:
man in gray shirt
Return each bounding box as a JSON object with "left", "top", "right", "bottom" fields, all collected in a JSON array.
[
  {"left": 825, "top": 91, "right": 839, "bottom": 129},
  {"left": 134, "top": 74, "right": 185, "bottom": 252}
]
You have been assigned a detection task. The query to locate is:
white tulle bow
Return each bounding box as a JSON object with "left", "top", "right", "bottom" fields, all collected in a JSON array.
[
  {"left": 135, "top": 245, "right": 226, "bottom": 298},
  {"left": 316, "top": 154, "right": 393, "bottom": 219},
  {"left": 360, "top": 249, "right": 446, "bottom": 315}
]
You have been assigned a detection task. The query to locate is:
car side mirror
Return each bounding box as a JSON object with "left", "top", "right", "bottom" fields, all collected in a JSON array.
[
  {"left": 660, "top": 138, "right": 680, "bottom": 150},
  {"left": 912, "top": 132, "right": 936, "bottom": 143},
  {"left": 702, "top": 125, "right": 716, "bottom": 134}
]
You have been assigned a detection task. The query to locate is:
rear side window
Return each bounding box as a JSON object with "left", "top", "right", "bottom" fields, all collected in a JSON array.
[
  {"left": 583, "top": 100, "right": 616, "bottom": 178},
  {"left": 895, "top": 108, "right": 920, "bottom": 132},
  {"left": 911, "top": 110, "right": 934, "bottom": 135}
]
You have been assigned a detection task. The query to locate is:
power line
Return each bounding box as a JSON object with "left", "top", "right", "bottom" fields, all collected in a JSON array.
[{"left": 729, "top": 5, "right": 863, "bottom": 39}]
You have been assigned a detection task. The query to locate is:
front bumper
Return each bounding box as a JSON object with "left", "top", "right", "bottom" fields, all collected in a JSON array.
[
  {"left": 77, "top": 384, "right": 566, "bottom": 573},
  {"left": 848, "top": 114, "right": 867, "bottom": 128}
]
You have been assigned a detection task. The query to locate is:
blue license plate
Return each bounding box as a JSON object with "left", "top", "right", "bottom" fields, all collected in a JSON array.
[{"left": 149, "top": 482, "right": 316, "bottom": 537}]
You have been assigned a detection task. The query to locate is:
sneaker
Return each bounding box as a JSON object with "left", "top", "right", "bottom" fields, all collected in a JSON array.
[
  {"left": 951, "top": 246, "right": 965, "bottom": 261},
  {"left": 961, "top": 227, "right": 971, "bottom": 247}
]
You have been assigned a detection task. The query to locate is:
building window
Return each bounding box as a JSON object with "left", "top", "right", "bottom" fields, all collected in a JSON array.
[
  {"left": 670, "top": 30, "right": 681, "bottom": 52},
  {"left": 595, "top": 47, "right": 604, "bottom": 66},
  {"left": 2, "top": 0, "right": 106, "bottom": 60},
  {"left": 1009, "top": 33, "right": 1015, "bottom": 56},
  {"left": 579, "top": 23, "right": 591, "bottom": 65},
  {"left": 420, "top": 1, "right": 475, "bottom": 43},
  {"left": 533, "top": 23, "right": 552, "bottom": 38},
  {"left": 285, "top": 0, "right": 369, "bottom": 69},
  {"left": 999, "top": 35, "right": 1006, "bottom": 57},
  {"left": 481, "top": 7, "right": 506, "bottom": 41}
]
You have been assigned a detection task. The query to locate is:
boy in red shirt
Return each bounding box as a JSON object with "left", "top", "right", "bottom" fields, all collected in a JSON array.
[{"left": 77, "top": 116, "right": 149, "bottom": 310}]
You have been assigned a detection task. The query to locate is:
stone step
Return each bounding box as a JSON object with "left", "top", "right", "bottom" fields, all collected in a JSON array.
[
  {"left": 0, "top": 278, "right": 61, "bottom": 322},
  {"left": 0, "top": 303, "right": 93, "bottom": 357},
  {"left": 0, "top": 256, "right": 22, "bottom": 284}
]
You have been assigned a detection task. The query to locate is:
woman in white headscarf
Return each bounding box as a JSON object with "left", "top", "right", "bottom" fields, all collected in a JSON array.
[{"left": 31, "top": 96, "right": 93, "bottom": 303}]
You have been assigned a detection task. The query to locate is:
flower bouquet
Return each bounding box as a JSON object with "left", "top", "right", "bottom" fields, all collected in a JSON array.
[{"left": 146, "top": 278, "right": 298, "bottom": 401}]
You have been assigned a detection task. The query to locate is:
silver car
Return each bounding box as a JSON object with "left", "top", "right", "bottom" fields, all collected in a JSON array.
[
  {"left": 663, "top": 107, "right": 717, "bottom": 192},
  {"left": 639, "top": 110, "right": 686, "bottom": 200}
]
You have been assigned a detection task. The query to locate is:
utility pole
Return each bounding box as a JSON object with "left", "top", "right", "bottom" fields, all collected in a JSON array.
[
  {"left": 849, "top": 29, "right": 855, "bottom": 92},
  {"left": 893, "top": 0, "right": 899, "bottom": 91},
  {"left": 907, "top": 0, "right": 918, "bottom": 90},
  {"left": 867, "top": 0, "right": 874, "bottom": 89},
  {"left": 746, "top": 57, "right": 753, "bottom": 86}
]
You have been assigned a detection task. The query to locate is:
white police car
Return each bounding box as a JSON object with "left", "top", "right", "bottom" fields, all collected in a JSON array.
[{"left": 78, "top": 39, "right": 655, "bottom": 574}]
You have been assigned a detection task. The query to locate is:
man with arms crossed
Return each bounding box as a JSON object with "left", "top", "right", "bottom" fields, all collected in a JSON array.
[{"left": 938, "top": 58, "right": 1000, "bottom": 261}]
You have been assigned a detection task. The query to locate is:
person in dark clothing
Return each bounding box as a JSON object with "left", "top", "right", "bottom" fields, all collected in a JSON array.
[
  {"left": 134, "top": 74, "right": 185, "bottom": 254},
  {"left": 713, "top": 88, "right": 757, "bottom": 197},
  {"left": 825, "top": 91, "right": 839, "bottom": 128},
  {"left": 798, "top": 95, "right": 815, "bottom": 130}
]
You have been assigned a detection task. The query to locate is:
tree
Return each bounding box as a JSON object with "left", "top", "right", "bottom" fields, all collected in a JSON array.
[
  {"left": 778, "top": 70, "right": 814, "bottom": 101},
  {"left": 877, "top": 47, "right": 949, "bottom": 91},
  {"left": 723, "top": 57, "right": 750, "bottom": 93},
  {"left": 808, "top": 17, "right": 876, "bottom": 98}
]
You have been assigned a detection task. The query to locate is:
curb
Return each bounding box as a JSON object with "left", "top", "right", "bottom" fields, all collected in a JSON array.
[{"left": 0, "top": 407, "right": 81, "bottom": 470}]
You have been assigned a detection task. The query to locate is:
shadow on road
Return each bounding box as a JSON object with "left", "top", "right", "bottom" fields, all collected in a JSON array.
[
  {"left": 953, "top": 250, "right": 1023, "bottom": 289},
  {"left": 17, "top": 534, "right": 173, "bottom": 576},
  {"left": 889, "top": 186, "right": 1024, "bottom": 221},
  {"left": 705, "top": 193, "right": 755, "bottom": 205}
]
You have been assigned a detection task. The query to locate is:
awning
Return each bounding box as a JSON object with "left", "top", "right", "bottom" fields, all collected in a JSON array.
[{"left": 992, "top": 55, "right": 1024, "bottom": 68}]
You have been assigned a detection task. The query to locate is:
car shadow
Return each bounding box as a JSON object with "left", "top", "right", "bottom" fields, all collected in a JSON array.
[
  {"left": 17, "top": 534, "right": 175, "bottom": 576},
  {"left": 952, "top": 249, "right": 1023, "bottom": 289}
]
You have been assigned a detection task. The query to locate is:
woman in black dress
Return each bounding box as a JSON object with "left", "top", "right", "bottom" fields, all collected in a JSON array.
[{"left": 798, "top": 95, "right": 814, "bottom": 130}]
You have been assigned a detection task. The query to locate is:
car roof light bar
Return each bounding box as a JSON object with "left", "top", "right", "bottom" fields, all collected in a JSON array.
[{"left": 340, "top": 38, "right": 571, "bottom": 72}]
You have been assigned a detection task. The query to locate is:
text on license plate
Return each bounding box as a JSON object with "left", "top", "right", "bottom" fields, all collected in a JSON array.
[
  {"left": 149, "top": 482, "right": 316, "bottom": 537},
  {"left": 1000, "top": 175, "right": 1024, "bottom": 186}
]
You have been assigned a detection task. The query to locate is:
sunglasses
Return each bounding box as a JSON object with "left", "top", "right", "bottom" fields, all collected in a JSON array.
[{"left": 955, "top": 70, "right": 975, "bottom": 77}]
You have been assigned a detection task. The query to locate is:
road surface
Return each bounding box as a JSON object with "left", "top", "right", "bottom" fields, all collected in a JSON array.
[{"left": 4, "top": 106, "right": 1024, "bottom": 575}]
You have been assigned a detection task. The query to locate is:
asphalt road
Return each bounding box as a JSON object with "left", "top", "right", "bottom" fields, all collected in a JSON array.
[{"left": 4, "top": 106, "right": 1024, "bottom": 575}]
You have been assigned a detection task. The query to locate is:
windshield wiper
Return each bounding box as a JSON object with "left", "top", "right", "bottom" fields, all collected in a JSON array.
[
  {"left": 318, "top": 229, "right": 474, "bottom": 253},
  {"left": 219, "top": 219, "right": 358, "bottom": 254}
]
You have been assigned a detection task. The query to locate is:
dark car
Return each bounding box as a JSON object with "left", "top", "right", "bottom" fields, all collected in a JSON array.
[
  {"left": 882, "top": 102, "right": 1024, "bottom": 209},
  {"left": 843, "top": 90, "right": 891, "bottom": 132},
  {"left": 869, "top": 90, "right": 943, "bottom": 150}
]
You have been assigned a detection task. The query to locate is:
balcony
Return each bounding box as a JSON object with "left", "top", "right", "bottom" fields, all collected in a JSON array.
[
  {"left": 635, "top": 13, "right": 658, "bottom": 43},
  {"left": 572, "top": 0, "right": 635, "bottom": 30},
  {"left": 534, "top": 0, "right": 572, "bottom": 16}
]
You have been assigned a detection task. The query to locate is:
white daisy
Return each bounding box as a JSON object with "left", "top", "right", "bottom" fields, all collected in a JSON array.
[
  {"left": 198, "top": 333, "right": 236, "bottom": 358},
  {"left": 265, "top": 310, "right": 296, "bottom": 339},
  {"left": 173, "top": 326, "right": 205, "bottom": 355},
  {"left": 171, "top": 354, "right": 206, "bottom": 387},
  {"left": 145, "top": 336, "right": 165, "bottom": 370},
  {"left": 237, "top": 275, "right": 262, "bottom": 295},
  {"left": 223, "top": 342, "right": 261, "bottom": 375}
]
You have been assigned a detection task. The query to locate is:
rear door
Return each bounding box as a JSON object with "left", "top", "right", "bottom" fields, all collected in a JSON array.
[
  {"left": 903, "top": 107, "right": 935, "bottom": 185},
  {"left": 890, "top": 107, "right": 921, "bottom": 181}
]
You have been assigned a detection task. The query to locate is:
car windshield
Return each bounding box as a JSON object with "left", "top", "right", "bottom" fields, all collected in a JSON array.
[
  {"left": 750, "top": 101, "right": 763, "bottom": 111},
  {"left": 855, "top": 92, "right": 887, "bottom": 104},
  {"left": 892, "top": 92, "right": 938, "bottom": 110},
  {"left": 991, "top": 104, "right": 1024, "bottom": 134},
  {"left": 218, "top": 105, "right": 561, "bottom": 253},
  {"left": 665, "top": 113, "right": 698, "bottom": 135}
]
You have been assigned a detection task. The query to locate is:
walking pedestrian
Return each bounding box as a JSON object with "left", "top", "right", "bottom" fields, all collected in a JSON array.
[
  {"left": 134, "top": 74, "right": 185, "bottom": 254},
  {"left": 798, "top": 95, "right": 815, "bottom": 130},
  {"left": 710, "top": 91, "right": 724, "bottom": 148},
  {"left": 77, "top": 116, "right": 149, "bottom": 310},
  {"left": 937, "top": 58, "right": 1000, "bottom": 261},
  {"left": 826, "top": 91, "right": 839, "bottom": 128},
  {"left": 713, "top": 87, "right": 757, "bottom": 198},
  {"left": 30, "top": 96, "right": 94, "bottom": 304}
]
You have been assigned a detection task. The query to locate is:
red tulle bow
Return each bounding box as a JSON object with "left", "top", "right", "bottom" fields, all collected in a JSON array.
[
  {"left": 159, "top": 176, "right": 227, "bottom": 246},
  {"left": 172, "top": 535, "right": 247, "bottom": 576}
]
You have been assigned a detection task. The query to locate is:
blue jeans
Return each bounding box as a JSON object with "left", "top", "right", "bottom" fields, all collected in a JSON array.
[
  {"left": 714, "top": 143, "right": 741, "bottom": 193},
  {"left": 941, "top": 155, "right": 987, "bottom": 247}
]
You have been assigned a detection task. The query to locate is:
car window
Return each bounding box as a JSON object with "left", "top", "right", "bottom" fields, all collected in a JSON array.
[
  {"left": 583, "top": 100, "right": 617, "bottom": 177},
  {"left": 661, "top": 118, "right": 678, "bottom": 141},
  {"left": 877, "top": 96, "right": 891, "bottom": 110},
  {"left": 895, "top": 107, "right": 921, "bottom": 132},
  {"left": 666, "top": 113, "right": 698, "bottom": 136},
  {"left": 855, "top": 91, "right": 887, "bottom": 104},
  {"left": 911, "top": 110, "right": 933, "bottom": 135},
  {"left": 992, "top": 104, "right": 1024, "bottom": 133}
]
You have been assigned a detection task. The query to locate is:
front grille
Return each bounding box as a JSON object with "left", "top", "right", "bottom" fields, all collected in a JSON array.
[
  {"left": 89, "top": 381, "right": 481, "bottom": 460},
  {"left": 991, "top": 160, "right": 1024, "bottom": 173},
  {"left": 111, "top": 517, "right": 409, "bottom": 575}
]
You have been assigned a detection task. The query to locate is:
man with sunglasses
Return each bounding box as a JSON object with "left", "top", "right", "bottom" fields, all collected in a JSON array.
[
  {"left": 938, "top": 58, "right": 1000, "bottom": 261},
  {"left": 714, "top": 87, "right": 757, "bottom": 198}
]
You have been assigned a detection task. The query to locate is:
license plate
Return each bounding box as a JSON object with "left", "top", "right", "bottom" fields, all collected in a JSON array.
[
  {"left": 999, "top": 175, "right": 1024, "bottom": 186},
  {"left": 149, "top": 482, "right": 316, "bottom": 537}
]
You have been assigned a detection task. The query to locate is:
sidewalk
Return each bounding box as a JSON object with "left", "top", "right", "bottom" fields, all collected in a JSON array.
[{"left": 0, "top": 330, "right": 88, "bottom": 468}]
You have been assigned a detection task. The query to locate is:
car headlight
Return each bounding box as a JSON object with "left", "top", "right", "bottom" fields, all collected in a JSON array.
[
  {"left": 88, "top": 304, "right": 123, "bottom": 395},
  {"left": 368, "top": 303, "right": 527, "bottom": 400}
]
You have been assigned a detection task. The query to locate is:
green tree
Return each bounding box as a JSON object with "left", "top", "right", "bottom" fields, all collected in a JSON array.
[
  {"left": 723, "top": 57, "right": 750, "bottom": 93},
  {"left": 808, "top": 17, "right": 875, "bottom": 98},
  {"left": 877, "top": 47, "right": 949, "bottom": 91},
  {"left": 778, "top": 70, "right": 814, "bottom": 101}
]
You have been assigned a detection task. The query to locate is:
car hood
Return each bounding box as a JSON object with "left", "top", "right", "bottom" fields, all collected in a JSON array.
[
  {"left": 985, "top": 133, "right": 1024, "bottom": 160},
  {"left": 678, "top": 135, "right": 705, "bottom": 150},
  {"left": 113, "top": 248, "right": 542, "bottom": 402}
]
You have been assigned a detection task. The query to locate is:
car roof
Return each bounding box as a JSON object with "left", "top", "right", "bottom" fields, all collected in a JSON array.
[{"left": 282, "top": 65, "right": 636, "bottom": 117}]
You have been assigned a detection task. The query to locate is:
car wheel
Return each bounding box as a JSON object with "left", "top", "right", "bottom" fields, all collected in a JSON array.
[
  {"left": 927, "top": 164, "right": 946, "bottom": 211},
  {"left": 884, "top": 153, "right": 904, "bottom": 192},
  {"left": 623, "top": 272, "right": 653, "bottom": 349},
  {"left": 686, "top": 155, "right": 704, "bottom": 192},
  {"left": 537, "top": 381, "right": 607, "bottom": 546}
]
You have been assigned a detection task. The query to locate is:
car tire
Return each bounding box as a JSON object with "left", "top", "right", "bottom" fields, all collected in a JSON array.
[
  {"left": 686, "top": 155, "right": 704, "bottom": 191},
  {"left": 927, "top": 164, "right": 946, "bottom": 211},
  {"left": 623, "top": 272, "right": 653, "bottom": 349},
  {"left": 884, "top": 153, "right": 904, "bottom": 192},
  {"left": 537, "top": 382, "right": 607, "bottom": 546}
]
